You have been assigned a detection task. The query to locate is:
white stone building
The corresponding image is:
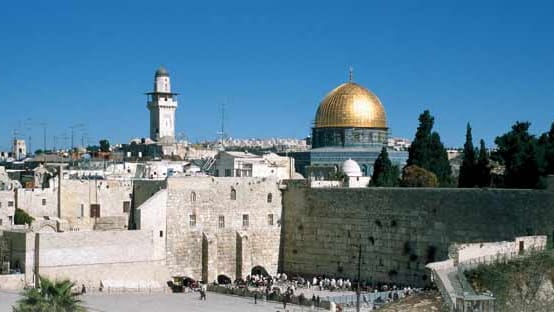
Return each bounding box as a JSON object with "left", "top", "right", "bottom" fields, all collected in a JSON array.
[{"left": 213, "top": 151, "right": 296, "bottom": 179}]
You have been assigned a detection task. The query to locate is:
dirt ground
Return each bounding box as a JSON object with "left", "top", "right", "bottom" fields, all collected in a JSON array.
[{"left": 377, "top": 291, "right": 444, "bottom": 312}]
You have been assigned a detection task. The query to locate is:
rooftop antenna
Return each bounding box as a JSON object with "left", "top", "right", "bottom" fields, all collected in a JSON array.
[
  {"left": 349, "top": 66, "right": 354, "bottom": 82},
  {"left": 217, "top": 99, "right": 227, "bottom": 151},
  {"left": 38, "top": 122, "right": 47, "bottom": 152}
]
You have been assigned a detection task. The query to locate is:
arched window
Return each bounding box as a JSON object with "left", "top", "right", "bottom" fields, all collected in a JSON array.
[
  {"left": 191, "top": 192, "right": 197, "bottom": 202},
  {"left": 267, "top": 193, "right": 272, "bottom": 203},
  {"left": 230, "top": 188, "right": 236, "bottom": 200}
]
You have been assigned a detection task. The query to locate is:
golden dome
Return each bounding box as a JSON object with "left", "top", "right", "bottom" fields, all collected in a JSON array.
[{"left": 314, "top": 82, "right": 387, "bottom": 129}]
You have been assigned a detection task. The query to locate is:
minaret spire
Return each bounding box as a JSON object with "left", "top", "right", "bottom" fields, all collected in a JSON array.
[{"left": 348, "top": 66, "right": 354, "bottom": 82}]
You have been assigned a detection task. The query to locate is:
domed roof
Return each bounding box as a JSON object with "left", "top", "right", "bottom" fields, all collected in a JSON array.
[
  {"left": 155, "top": 66, "right": 169, "bottom": 77},
  {"left": 342, "top": 158, "right": 362, "bottom": 177},
  {"left": 314, "top": 82, "right": 387, "bottom": 129}
]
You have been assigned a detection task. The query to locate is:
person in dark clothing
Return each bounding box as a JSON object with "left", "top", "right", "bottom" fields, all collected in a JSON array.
[
  {"left": 254, "top": 292, "right": 257, "bottom": 304},
  {"left": 283, "top": 293, "right": 288, "bottom": 309},
  {"left": 81, "top": 284, "right": 86, "bottom": 295}
]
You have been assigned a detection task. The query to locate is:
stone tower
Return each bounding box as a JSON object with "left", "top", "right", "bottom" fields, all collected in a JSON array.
[
  {"left": 147, "top": 66, "right": 178, "bottom": 142},
  {"left": 12, "top": 139, "right": 26, "bottom": 160}
]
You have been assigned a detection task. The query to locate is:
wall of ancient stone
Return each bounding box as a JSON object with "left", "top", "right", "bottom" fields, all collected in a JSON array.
[
  {"left": 60, "top": 179, "right": 133, "bottom": 222},
  {"left": 165, "top": 176, "right": 282, "bottom": 282},
  {"left": 0, "top": 190, "right": 15, "bottom": 229},
  {"left": 281, "top": 182, "right": 554, "bottom": 287},
  {"left": 16, "top": 188, "right": 57, "bottom": 219},
  {"left": 35, "top": 229, "right": 167, "bottom": 287}
]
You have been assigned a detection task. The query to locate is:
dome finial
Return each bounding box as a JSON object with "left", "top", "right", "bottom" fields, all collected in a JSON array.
[
  {"left": 155, "top": 66, "right": 169, "bottom": 77},
  {"left": 348, "top": 66, "right": 354, "bottom": 82}
]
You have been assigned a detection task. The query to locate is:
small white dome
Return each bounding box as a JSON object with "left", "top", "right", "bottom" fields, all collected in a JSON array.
[{"left": 342, "top": 159, "right": 362, "bottom": 177}]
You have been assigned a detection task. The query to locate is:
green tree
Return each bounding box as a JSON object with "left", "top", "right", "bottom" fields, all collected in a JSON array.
[
  {"left": 34, "top": 149, "right": 44, "bottom": 155},
  {"left": 13, "top": 276, "right": 86, "bottom": 312},
  {"left": 539, "top": 122, "right": 554, "bottom": 175},
  {"left": 494, "top": 121, "right": 546, "bottom": 189},
  {"left": 99, "top": 139, "right": 110, "bottom": 153},
  {"left": 371, "top": 147, "right": 400, "bottom": 186},
  {"left": 86, "top": 145, "right": 100, "bottom": 153},
  {"left": 458, "top": 123, "right": 477, "bottom": 187},
  {"left": 407, "top": 110, "right": 452, "bottom": 186},
  {"left": 401, "top": 165, "right": 438, "bottom": 187},
  {"left": 476, "top": 139, "right": 491, "bottom": 187},
  {"left": 14, "top": 209, "right": 34, "bottom": 226}
]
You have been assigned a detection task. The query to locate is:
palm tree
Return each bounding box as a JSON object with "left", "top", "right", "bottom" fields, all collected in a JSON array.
[{"left": 13, "top": 276, "right": 87, "bottom": 312}]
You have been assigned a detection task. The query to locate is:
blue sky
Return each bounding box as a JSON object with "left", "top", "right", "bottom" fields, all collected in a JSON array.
[{"left": 1, "top": 0, "right": 553, "bottom": 151}]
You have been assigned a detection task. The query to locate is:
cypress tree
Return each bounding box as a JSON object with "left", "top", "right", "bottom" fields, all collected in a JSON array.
[
  {"left": 476, "top": 139, "right": 491, "bottom": 187},
  {"left": 372, "top": 147, "right": 400, "bottom": 187},
  {"left": 541, "top": 122, "right": 554, "bottom": 174},
  {"left": 458, "top": 123, "right": 476, "bottom": 187},
  {"left": 407, "top": 110, "right": 433, "bottom": 169},
  {"left": 407, "top": 110, "right": 452, "bottom": 186}
]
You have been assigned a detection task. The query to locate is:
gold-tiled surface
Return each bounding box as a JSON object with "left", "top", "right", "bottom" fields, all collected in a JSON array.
[{"left": 315, "top": 82, "right": 387, "bottom": 129}]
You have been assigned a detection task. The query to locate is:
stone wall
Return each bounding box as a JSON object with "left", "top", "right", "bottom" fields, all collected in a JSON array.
[
  {"left": 281, "top": 183, "right": 554, "bottom": 287},
  {"left": 135, "top": 189, "right": 167, "bottom": 260},
  {"left": 3, "top": 229, "right": 169, "bottom": 287},
  {"left": 16, "top": 187, "right": 57, "bottom": 219},
  {"left": 60, "top": 179, "right": 133, "bottom": 226},
  {"left": 0, "top": 190, "right": 15, "bottom": 229},
  {"left": 13, "top": 178, "right": 133, "bottom": 230},
  {"left": 164, "top": 176, "right": 282, "bottom": 282},
  {"left": 2, "top": 231, "right": 35, "bottom": 284}
]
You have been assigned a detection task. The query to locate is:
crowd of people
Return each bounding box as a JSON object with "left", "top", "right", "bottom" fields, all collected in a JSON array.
[{"left": 209, "top": 271, "right": 424, "bottom": 309}]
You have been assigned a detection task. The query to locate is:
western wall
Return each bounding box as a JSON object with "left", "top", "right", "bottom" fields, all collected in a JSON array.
[{"left": 280, "top": 181, "right": 554, "bottom": 287}]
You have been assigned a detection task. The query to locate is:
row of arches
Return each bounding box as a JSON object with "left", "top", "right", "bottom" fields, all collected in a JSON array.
[{"left": 215, "top": 266, "right": 270, "bottom": 284}]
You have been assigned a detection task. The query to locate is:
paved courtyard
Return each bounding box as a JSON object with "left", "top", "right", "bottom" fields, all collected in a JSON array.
[{"left": 0, "top": 290, "right": 323, "bottom": 312}]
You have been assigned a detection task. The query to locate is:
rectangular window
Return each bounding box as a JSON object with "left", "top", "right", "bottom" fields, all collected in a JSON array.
[
  {"left": 90, "top": 204, "right": 101, "bottom": 218},
  {"left": 123, "top": 201, "right": 131, "bottom": 213},
  {"left": 224, "top": 169, "right": 233, "bottom": 177},
  {"left": 80, "top": 204, "right": 84, "bottom": 217},
  {"left": 0, "top": 219, "right": 2, "bottom": 226},
  {"left": 189, "top": 214, "right": 196, "bottom": 227},
  {"left": 42, "top": 198, "right": 46, "bottom": 206},
  {"left": 159, "top": 230, "right": 163, "bottom": 237},
  {"left": 218, "top": 215, "right": 225, "bottom": 228},
  {"left": 242, "top": 214, "right": 249, "bottom": 227},
  {"left": 268, "top": 214, "right": 274, "bottom": 226},
  {"left": 8, "top": 201, "right": 14, "bottom": 207}
]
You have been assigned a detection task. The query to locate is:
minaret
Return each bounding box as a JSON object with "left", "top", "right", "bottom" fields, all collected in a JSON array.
[{"left": 146, "top": 66, "right": 179, "bottom": 142}]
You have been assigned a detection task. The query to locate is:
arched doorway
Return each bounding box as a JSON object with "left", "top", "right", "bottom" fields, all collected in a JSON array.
[
  {"left": 251, "top": 266, "right": 269, "bottom": 277},
  {"left": 217, "top": 274, "right": 232, "bottom": 285}
]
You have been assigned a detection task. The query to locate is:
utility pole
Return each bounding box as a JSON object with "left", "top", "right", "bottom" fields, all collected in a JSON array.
[{"left": 357, "top": 244, "right": 361, "bottom": 312}]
